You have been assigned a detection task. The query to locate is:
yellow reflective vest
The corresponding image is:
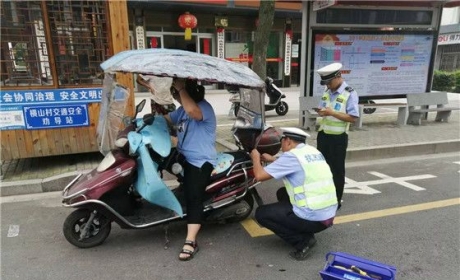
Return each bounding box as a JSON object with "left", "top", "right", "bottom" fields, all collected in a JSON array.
[
  {"left": 319, "top": 89, "right": 351, "bottom": 134},
  {"left": 282, "top": 145, "right": 337, "bottom": 210}
]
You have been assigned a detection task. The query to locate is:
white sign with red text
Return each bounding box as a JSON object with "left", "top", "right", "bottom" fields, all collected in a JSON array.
[
  {"left": 284, "top": 33, "right": 292, "bottom": 76},
  {"left": 217, "top": 30, "right": 225, "bottom": 59},
  {"left": 438, "top": 33, "right": 460, "bottom": 45},
  {"left": 135, "top": 26, "right": 145, "bottom": 50}
]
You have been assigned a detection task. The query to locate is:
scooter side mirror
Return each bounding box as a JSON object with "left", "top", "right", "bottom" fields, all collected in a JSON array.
[
  {"left": 135, "top": 99, "right": 147, "bottom": 118},
  {"left": 122, "top": 116, "right": 133, "bottom": 127},
  {"left": 142, "top": 114, "right": 155, "bottom": 126}
]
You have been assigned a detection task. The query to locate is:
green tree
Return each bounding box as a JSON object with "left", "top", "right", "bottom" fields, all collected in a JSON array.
[{"left": 252, "top": 0, "right": 275, "bottom": 79}]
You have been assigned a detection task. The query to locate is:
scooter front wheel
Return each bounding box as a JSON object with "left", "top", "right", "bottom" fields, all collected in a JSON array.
[
  {"left": 275, "top": 101, "right": 289, "bottom": 116},
  {"left": 63, "top": 209, "right": 112, "bottom": 248}
]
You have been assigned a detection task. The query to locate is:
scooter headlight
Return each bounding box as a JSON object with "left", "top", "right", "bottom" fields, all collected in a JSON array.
[
  {"left": 115, "top": 137, "right": 128, "bottom": 148},
  {"left": 97, "top": 152, "right": 116, "bottom": 172}
]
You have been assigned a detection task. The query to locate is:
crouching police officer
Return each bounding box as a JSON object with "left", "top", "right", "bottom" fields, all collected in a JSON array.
[{"left": 250, "top": 127, "right": 338, "bottom": 261}]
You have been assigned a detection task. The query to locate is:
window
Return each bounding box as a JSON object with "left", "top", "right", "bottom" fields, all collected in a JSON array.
[
  {"left": 439, "top": 45, "right": 460, "bottom": 71},
  {"left": 1, "top": 1, "right": 51, "bottom": 86},
  {"left": 0, "top": 0, "right": 110, "bottom": 87},
  {"left": 46, "top": 0, "right": 109, "bottom": 86}
]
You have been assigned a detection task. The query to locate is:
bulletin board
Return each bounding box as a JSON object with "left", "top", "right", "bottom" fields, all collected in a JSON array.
[{"left": 311, "top": 31, "right": 434, "bottom": 98}]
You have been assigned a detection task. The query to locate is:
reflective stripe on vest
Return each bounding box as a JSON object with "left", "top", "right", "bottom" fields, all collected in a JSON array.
[
  {"left": 319, "top": 90, "right": 351, "bottom": 135},
  {"left": 283, "top": 145, "right": 337, "bottom": 210}
]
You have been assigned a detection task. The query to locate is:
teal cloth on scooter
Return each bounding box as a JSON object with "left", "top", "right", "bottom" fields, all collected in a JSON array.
[
  {"left": 128, "top": 132, "right": 183, "bottom": 217},
  {"left": 137, "top": 116, "right": 171, "bottom": 158}
]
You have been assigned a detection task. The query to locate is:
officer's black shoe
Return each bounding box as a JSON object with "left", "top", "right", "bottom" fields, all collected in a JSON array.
[{"left": 289, "top": 237, "right": 317, "bottom": 261}]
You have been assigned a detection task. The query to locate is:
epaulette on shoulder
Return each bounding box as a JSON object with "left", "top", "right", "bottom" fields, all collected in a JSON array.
[{"left": 345, "top": 86, "right": 355, "bottom": 92}]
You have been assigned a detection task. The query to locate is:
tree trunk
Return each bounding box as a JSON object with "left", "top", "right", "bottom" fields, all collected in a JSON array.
[{"left": 252, "top": 0, "right": 275, "bottom": 80}]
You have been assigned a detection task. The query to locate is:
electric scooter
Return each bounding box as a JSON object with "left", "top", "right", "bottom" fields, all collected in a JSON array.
[
  {"left": 62, "top": 96, "right": 264, "bottom": 248},
  {"left": 61, "top": 49, "right": 279, "bottom": 249},
  {"left": 229, "top": 77, "right": 289, "bottom": 117}
]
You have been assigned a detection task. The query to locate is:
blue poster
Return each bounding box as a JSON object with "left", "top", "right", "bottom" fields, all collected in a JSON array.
[
  {"left": 0, "top": 88, "right": 102, "bottom": 105},
  {"left": 0, "top": 87, "right": 101, "bottom": 130},
  {"left": 23, "top": 104, "right": 89, "bottom": 130}
]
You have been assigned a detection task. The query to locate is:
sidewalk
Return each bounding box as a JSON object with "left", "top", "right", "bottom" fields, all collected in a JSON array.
[{"left": 1, "top": 107, "right": 459, "bottom": 197}]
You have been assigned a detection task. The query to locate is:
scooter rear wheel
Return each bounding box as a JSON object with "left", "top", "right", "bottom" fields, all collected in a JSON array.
[
  {"left": 63, "top": 209, "right": 111, "bottom": 248},
  {"left": 275, "top": 101, "right": 289, "bottom": 116},
  {"left": 224, "top": 193, "right": 254, "bottom": 223}
]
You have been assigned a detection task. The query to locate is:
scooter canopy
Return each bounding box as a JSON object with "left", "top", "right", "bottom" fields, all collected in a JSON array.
[{"left": 100, "top": 48, "right": 265, "bottom": 89}]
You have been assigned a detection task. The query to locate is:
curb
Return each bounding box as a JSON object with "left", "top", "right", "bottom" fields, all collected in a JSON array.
[
  {"left": 346, "top": 139, "right": 460, "bottom": 162},
  {"left": 1, "top": 139, "right": 458, "bottom": 197}
]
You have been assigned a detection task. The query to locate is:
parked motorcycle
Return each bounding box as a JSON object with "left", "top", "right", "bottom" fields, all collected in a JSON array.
[
  {"left": 61, "top": 49, "right": 280, "bottom": 248},
  {"left": 229, "top": 77, "right": 289, "bottom": 117}
]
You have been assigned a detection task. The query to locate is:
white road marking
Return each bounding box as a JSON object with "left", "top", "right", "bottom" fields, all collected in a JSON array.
[
  {"left": 368, "top": 171, "right": 426, "bottom": 191},
  {"left": 7, "top": 225, "right": 20, "bottom": 237},
  {"left": 345, "top": 177, "right": 381, "bottom": 195},
  {"left": 454, "top": 161, "right": 460, "bottom": 173},
  {"left": 344, "top": 172, "right": 433, "bottom": 194}
]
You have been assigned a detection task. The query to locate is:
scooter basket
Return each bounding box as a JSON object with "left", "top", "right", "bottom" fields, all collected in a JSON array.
[{"left": 320, "top": 252, "right": 396, "bottom": 280}]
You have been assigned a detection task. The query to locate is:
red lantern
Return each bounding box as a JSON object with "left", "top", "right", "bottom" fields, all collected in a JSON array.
[{"left": 178, "top": 12, "right": 197, "bottom": 41}]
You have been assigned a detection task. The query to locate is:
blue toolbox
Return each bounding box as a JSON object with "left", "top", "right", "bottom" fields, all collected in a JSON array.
[{"left": 319, "top": 252, "right": 397, "bottom": 280}]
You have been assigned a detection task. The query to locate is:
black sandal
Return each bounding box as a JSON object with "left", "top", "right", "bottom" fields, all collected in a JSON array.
[{"left": 178, "top": 240, "right": 199, "bottom": 261}]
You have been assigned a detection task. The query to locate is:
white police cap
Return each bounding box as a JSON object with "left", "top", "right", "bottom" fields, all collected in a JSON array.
[
  {"left": 280, "top": 127, "right": 310, "bottom": 143},
  {"left": 317, "top": 62, "right": 343, "bottom": 85}
]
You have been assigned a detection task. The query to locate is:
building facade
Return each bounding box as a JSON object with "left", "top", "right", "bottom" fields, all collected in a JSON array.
[
  {"left": 436, "top": 7, "right": 460, "bottom": 71},
  {"left": 0, "top": 0, "right": 301, "bottom": 160},
  {"left": 126, "top": 1, "right": 302, "bottom": 87}
]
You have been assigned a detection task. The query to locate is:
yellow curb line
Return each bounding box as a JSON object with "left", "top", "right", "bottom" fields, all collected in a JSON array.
[{"left": 241, "top": 197, "right": 460, "bottom": 237}]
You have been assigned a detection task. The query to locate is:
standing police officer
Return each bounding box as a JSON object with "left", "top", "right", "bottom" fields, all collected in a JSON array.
[
  {"left": 315, "top": 63, "right": 359, "bottom": 210},
  {"left": 250, "top": 127, "right": 338, "bottom": 261}
]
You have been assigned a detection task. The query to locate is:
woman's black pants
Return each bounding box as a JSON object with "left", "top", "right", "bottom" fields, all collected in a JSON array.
[{"left": 182, "top": 160, "right": 213, "bottom": 224}]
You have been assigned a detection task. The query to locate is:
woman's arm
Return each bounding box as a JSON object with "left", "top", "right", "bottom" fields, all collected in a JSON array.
[{"left": 173, "top": 79, "right": 203, "bottom": 120}]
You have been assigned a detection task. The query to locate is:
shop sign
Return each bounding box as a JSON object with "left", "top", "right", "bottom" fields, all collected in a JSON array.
[
  {"left": 312, "top": 0, "right": 336, "bottom": 11},
  {"left": 284, "top": 33, "right": 292, "bottom": 76},
  {"left": 438, "top": 33, "right": 460, "bottom": 45},
  {"left": 217, "top": 29, "right": 225, "bottom": 59},
  {"left": 136, "top": 25, "right": 145, "bottom": 49}
]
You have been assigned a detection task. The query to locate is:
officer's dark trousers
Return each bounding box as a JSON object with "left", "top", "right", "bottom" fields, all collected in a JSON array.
[
  {"left": 255, "top": 188, "right": 328, "bottom": 250},
  {"left": 317, "top": 131, "right": 348, "bottom": 205}
]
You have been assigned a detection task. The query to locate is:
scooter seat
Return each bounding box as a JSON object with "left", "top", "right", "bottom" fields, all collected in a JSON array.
[{"left": 209, "top": 150, "right": 251, "bottom": 182}]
